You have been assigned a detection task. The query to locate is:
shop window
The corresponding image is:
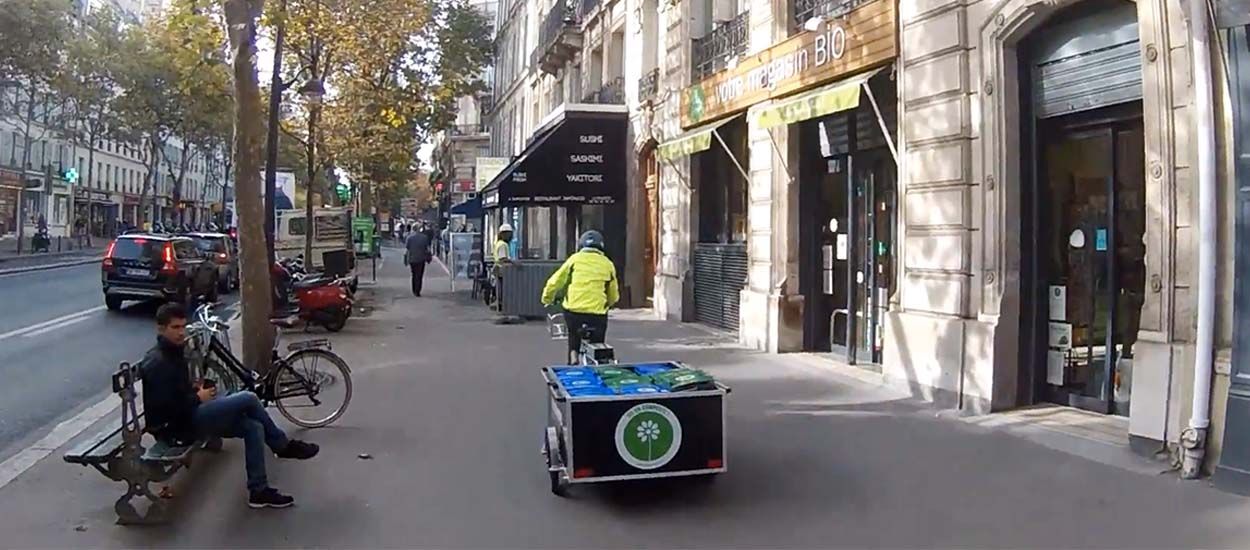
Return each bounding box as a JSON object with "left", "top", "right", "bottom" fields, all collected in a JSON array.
[{"left": 695, "top": 117, "right": 749, "bottom": 244}]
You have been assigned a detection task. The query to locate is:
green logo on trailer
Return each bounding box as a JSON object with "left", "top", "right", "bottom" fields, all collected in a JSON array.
[{"left": 614, "top": 403, "right": 682, "bottom": 470}]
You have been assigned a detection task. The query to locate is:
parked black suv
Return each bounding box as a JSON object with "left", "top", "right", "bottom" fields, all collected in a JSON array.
[{"left": 102, "top": 233, "right": 220, "bottom": 311}]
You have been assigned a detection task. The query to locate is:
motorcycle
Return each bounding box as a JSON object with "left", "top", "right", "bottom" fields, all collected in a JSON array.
[
  {"left": 31, "top": 227, "right": 51, "bottom": 253},
  {"left": 271, "top": 260, "right": 354, "bottom": 332}
]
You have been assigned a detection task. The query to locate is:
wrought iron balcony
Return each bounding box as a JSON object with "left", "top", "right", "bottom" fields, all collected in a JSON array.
[
  {"left": 793, "top": 0, "right": 872, "bottom": 31},
  {"left": 531, "top": 0, "right": 583, "bottom": 76},
  {"left": 449, "top": 123, "right": 490, "bottom": 136},
  {"left": 691, "top": 13, "right": 749, "bottom": 82},
  {"left": 639, "top": 68, "right": 660, "bottom": 103},
  {"left": 583, "top": 76, "right": 625, "bottom": 104}
]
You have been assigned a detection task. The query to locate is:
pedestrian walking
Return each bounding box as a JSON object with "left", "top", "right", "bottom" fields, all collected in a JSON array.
[{"left": 405, "top": 226, "right": 432, "bottom": 297}]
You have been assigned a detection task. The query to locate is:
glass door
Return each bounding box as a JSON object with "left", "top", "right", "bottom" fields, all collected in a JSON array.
[
  {"left": 848, "top": 153, "right": 896, "bottom": 364},
  {"left": 1038, "top": 122, "right": 1144, "bottom": 415}
]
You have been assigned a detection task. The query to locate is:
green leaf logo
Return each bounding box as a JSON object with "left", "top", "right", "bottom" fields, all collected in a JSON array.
[
  {"left": 687, "top": 86, "right": 706, "bottom": 123},
  {"left": 615, "top": 403, "right": 682, "bottom": 470}
]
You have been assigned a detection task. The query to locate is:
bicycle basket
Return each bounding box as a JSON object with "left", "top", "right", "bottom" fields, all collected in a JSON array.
[{"left": 547, "top": 313, "right": 568, "bottom": 340}]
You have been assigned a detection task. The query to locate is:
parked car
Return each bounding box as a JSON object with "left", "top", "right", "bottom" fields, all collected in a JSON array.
[
  {"left": 187, "top": 231, "right": 240, "bottom": 293},
  {"left": 101, "top": 233, "right": 220, "bottom": 311}
]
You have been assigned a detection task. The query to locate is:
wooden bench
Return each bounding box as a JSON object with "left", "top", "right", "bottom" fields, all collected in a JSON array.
[{"left": 62, "top": 362, "right": 220, "bottom": 525}]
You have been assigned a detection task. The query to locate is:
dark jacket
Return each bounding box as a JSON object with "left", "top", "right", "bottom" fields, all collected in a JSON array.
[
  {"left": 405, "top": 231, "right": 432, "bottom": 264},
  {"left": 140, "top": 337, "right": 199, "bottom": 443}
]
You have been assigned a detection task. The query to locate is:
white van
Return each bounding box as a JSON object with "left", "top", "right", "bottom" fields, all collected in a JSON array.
[{"left": 275, "top": 207, "right": 356, "bottom": 274}]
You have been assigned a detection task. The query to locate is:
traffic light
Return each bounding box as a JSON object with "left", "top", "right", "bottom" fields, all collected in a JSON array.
[
  {"left": 62, "top": 167, "right": 79, "bottom": 184},
  {"left": 334, "top": 182, "right": 350, "bottom": 202}
]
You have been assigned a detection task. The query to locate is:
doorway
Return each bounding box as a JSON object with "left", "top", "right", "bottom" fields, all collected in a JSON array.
[
  {"left": 1017, "top": 0, "right": 1145, "bottom": 416},
  {"left": 799, "top": 114, "right": 897, "bottom": 364},
  {"left": 1023, "top": 108, "right": 1145, "bottom": 416},
  {"left": 641, "top": 146, "right": 658, "bottom": 304}
]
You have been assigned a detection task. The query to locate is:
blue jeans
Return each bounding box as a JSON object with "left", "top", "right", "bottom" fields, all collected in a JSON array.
[{"left": 193, "top": 391, "right": 290, "bottom": 492}]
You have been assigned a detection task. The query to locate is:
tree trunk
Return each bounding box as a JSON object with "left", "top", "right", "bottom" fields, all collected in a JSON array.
[
  {"left": 224, "top": 0, "right": 275, "bottom": 374},
  {"left": 86, "top": 145, "right": 95, "bottom": 238}
]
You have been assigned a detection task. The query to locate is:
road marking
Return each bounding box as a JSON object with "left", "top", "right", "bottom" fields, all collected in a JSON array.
[
  {"left": 0, "top": 306, "right": 106, "bottom": 341},
  {"left": 21, "top": 314, "right": 94, "bottom": 338},
  {"left": 0, "top": 392, "right": 118, "bottom": 491}
]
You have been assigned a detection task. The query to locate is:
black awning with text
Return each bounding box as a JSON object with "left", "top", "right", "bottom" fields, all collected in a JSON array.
[{"left": 481, "top": 107, "right": 627, "bottom": 209}]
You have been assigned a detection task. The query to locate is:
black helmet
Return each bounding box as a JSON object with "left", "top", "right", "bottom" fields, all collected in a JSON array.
[{"left": 579, "top": 230, "right": 605, "bottom": 251}]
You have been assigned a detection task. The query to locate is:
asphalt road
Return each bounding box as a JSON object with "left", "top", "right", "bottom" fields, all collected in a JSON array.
[{"left": 0, "top": 263, "right": 237, "bottom": 460}]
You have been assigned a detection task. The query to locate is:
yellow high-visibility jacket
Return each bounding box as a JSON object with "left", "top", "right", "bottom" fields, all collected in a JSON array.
[{"left": 541, "top": 248, "right": 619, "bottom": 315}]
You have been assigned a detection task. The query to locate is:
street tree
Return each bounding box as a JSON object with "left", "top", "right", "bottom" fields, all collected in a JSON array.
[
  {"left": 58, "top": 7, "right": 129, "bottom": 241},
  {"left": 223, "top": 0, "right": 276, "bottom": 373},
  {"left": 0, "top": 0, "right": 74, "bottom": 247},
  {"left": 150, "top": 1, "right": 234, "bottom": 225},
  {"left": 113, "top": 23, "right": 182, "bottom": 225}
]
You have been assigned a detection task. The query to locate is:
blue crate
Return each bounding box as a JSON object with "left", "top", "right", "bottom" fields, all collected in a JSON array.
[
  {"left": 616, "top": 384, "right": 669, "bottom": 395},
  {"left": 566, "top": 386, "right": 616, "bottom": 398},
  {"left": 631, "top": 363, "right": 679, "bottom": 376}
]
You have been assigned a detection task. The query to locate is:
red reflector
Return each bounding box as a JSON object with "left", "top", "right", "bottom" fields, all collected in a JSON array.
[
  {"left": 707, "top": 458, "right": 723, "bottom": 469},
  {"left": 572, "top": 468, "right": 595, "bottom": 479}
]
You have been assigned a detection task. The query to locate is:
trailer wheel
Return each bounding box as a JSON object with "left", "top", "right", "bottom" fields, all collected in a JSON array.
[{"left": 545, "top": 427, "right": 568, "bottom": 497}]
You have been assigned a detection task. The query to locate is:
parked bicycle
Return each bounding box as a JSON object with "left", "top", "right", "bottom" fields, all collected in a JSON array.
[{"left": 186, "top": 303, "right": 353, "bottom": 428}]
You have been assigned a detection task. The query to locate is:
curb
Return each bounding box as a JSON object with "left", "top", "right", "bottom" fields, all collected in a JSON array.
[{"left": 0, "top": 257, "right": 102, "bottom": 276}]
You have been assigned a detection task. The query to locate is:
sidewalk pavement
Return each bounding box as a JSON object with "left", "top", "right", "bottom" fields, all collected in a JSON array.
[
  {"left": 1, "top": 250, "right": 1249, "bottom": 548},
  {"left": 0, "top": 236, "right": 106, "bottom": 273}
]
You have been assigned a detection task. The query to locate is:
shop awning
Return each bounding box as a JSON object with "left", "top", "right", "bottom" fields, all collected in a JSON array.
[
  {"left": 450, "top": 196, "right": 483, "bottom": 218},
  {"left": 754, "top": 69, "right": 880, "bottom": 130},
  {"left": 481, "top": 105, "right": 628, "bottom": 209},
  {"left": 656, "top": 116, "right": 738, "bottom": 161}
]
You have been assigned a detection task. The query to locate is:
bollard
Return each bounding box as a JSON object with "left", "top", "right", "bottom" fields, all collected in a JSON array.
[{"left": 57, "top": 236, "right": 62, "bottom": 252}]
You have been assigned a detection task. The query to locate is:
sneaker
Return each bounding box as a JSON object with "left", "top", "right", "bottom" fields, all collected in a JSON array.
[
  {"left": 248, "top": 487, "right": 295, "bottom": 509},
  {"left": 275, "top": 439, "right": 320, "bottom": 460}
]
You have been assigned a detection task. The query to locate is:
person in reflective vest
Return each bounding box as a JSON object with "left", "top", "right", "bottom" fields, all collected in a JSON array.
[{"left": 541, "top": 230, "right": 620, "bottom": 364}]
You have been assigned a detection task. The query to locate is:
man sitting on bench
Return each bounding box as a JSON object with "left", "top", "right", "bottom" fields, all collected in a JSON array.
[{"left": 143, "top": 303, "right": 320, "bottom": 509}]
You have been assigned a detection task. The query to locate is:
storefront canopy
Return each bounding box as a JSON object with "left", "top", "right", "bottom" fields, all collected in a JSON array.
[
  {"left": 481, "top": 105, "right": 628, "bottom": 209},
  {"left": 656, "top": 116, "right": 739, "bottom": 161},
  {"left": 753, "top": 68, "right": 896, "bottom": 163},
  {"left": 753, "top": 69, "right": 880, "bottom": 130},
  {"left": 450, "top": 196, "right": 483, "bottom": 218}
]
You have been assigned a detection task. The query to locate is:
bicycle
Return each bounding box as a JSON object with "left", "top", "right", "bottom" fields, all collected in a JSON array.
[
  {"left": 186, "top": 303, "right": 353, "bottom": 428},
  {"left": 546, "top": 309, "right": 615, "bottom": 366}
]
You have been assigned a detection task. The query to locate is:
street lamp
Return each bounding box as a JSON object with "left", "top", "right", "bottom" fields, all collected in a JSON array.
[{"left": 299, "top": 78, "right": 325, "bottom": 265}]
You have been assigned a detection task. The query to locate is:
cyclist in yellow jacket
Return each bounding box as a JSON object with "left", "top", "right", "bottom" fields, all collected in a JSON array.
[{"left": 541, "top": 230, "right": 619, "bottom": 364}]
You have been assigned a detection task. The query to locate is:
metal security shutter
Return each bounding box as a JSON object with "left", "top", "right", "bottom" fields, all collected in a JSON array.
[
  {"left": 693, "top": 243, "right": 748, "bottom": 331},
  {"left": 1031, "top": 2, "right": 1142, "bottom": 119},
  {"left": 721, "top": 245, "right": 748, "bottom": 330}
]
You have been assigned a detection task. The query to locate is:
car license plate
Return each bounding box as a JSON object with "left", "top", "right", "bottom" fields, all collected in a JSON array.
[{"left": 124, "top": 268, "right": 150, "bottom": 277}]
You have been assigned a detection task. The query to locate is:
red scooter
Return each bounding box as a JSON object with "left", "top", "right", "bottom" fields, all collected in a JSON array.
[{"left": 271, "top": 260, "right": 354, "bottom": 332}]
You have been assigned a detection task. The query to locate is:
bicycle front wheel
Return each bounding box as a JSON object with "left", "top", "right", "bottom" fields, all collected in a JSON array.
[{"left": 273, "top": 348, "right": 353, "bottom": 428}]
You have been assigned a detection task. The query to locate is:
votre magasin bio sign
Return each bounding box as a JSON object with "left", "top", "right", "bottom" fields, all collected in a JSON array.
[{"left": 680, "top": 0, "right": 896, "bottom": 128}]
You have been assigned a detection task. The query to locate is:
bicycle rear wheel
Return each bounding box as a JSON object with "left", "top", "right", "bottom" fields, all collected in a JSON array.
[{"left": 273, "top": 348, "right": 352, "bottom": 428}]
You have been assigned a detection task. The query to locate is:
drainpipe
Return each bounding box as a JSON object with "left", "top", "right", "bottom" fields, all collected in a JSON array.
[{"left": 1181, "top": 0, "right": 1217, "bottom": 479}]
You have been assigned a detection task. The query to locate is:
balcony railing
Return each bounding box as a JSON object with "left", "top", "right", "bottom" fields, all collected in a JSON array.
[
  {"left": 692, "top": 12, "right": 749, "bottom": 82},
  {"left": 583, "top": 76, "right": 625, "bottom": 104},
  {"left": 793, "top": 0, "right": 872, "bottom": 31},
  {"left": 531, "top": 0, "right": 583, "bottom": 75},
  {"left": 449, "top": 123, "right": 490, "bottom": 136},
  {"left": 639, "top": 68, "right": 660, "bottom": 103}
]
